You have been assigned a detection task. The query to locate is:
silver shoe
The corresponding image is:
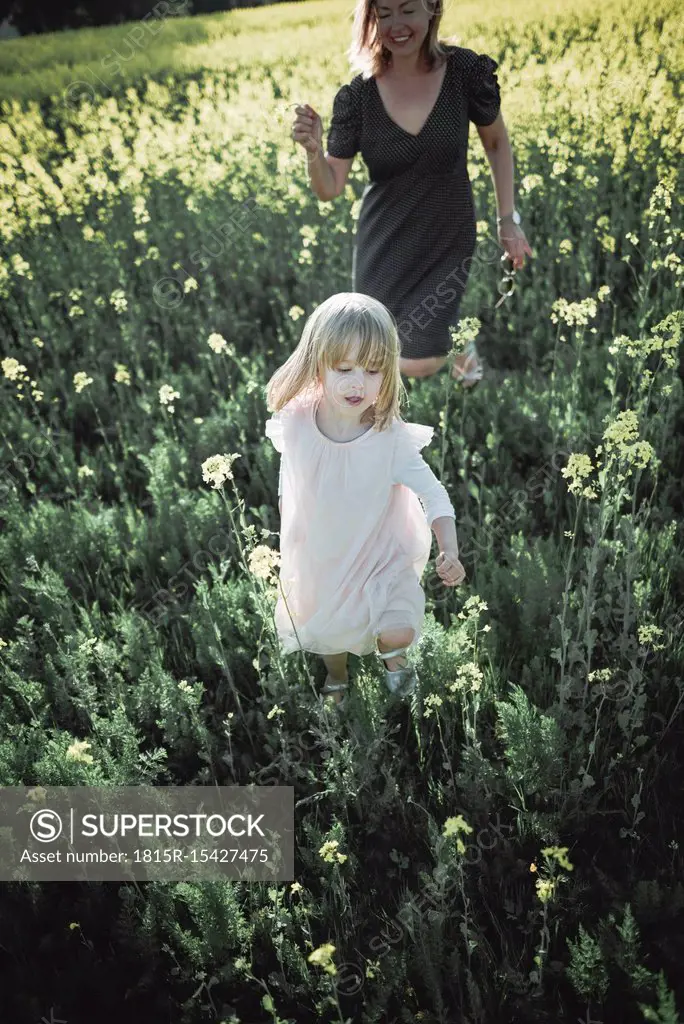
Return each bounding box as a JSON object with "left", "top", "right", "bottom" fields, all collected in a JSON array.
[
  {"left": 320, "top": 675, "right": 349, "bottom": 709},
  {"left": 375, "top": 645, "right": 417, "bottom": 697}
]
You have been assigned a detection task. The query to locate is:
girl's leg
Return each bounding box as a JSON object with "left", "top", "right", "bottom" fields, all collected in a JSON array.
[
  {"left": 321, "top": 652, "right": 348, "bottom": 680},
  {"left": 321, "top": 652, "right": 348, "bottom": 705},
  {"left": 377, "top": 627, "right": 415, "bottom": 670}
]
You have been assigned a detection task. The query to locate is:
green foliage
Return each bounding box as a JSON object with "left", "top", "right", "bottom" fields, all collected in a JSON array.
[
  {"left": 495, "top": 684, "right": 566, "bottom": 794},
  {"left": 640, "top": 972, "right": 682, "bottom": 1023},
  {"left": 0, "top": 0, "right": 682, "bottom": 1021},
  {"left": 567, "top": 923, "right": 609, "bottom": 1002}
]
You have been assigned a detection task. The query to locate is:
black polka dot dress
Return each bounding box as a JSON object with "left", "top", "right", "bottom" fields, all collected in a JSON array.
[{"left": 326, "top": 44, "right": 501, "bottom": 360}]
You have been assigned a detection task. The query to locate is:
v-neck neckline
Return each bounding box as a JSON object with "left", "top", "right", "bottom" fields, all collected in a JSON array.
[{"left": 371, "top": 56, "right": 450, "bottom": 140}]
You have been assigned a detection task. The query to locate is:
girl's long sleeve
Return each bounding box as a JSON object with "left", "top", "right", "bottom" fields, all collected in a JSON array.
[{"left": 393, "top": 447, "right": 456, "bottom": 527}]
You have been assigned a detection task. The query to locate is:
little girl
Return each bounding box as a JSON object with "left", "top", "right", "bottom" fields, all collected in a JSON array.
[{"left": 264, "top": 292, "right": 466, "bottom": 708}]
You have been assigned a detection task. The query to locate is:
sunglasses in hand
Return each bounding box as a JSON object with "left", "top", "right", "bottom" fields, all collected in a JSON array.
[{"left": 494, "top": 252, "right": 517, "bottom": 310}]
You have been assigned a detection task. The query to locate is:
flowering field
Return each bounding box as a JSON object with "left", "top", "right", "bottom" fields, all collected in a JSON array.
[{"left": 0, "top": 0, "right": 683, "bottom": 1021}]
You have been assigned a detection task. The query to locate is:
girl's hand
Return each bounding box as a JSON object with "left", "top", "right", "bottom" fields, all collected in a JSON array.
[
  {"left": 435, "top": 550, "right": 466, "bottom": 588},
  {"left": 497, "top": 222, "right": 533, "bottom": 271},
  {"left": 291, "top": 104, "right": 323, "bottom": 155}
]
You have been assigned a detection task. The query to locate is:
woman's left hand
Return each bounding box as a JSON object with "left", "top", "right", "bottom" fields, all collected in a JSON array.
[{"left": 497, "top": 222, "right": 534, "bottom": 271}]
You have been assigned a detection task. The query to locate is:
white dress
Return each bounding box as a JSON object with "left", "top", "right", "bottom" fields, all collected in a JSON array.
[{"left": 264, "top": 382, "right": 456, "bottom": 657}]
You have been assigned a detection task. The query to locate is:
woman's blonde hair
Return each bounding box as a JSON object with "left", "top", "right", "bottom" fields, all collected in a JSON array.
[
  {"left": 347, "top": 0, "right": 455, "bottom": 79},
  {"left": 265, "top": 292, "right": 408, "bottom": 432}
]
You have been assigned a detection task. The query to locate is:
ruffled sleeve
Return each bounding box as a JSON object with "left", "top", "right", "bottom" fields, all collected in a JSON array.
[
  {"left": 394, "top": 423, "right": 435, "bottom": 467},
  {"left": 264, "top": 413, "right": 285, "bottom": 498},
  {"left": 465, "top": 53, "right": 501, "bottom": 127},
  {"left": 326, "top": 80, "right": 361, "bottom": 159},
  {"left": 264, "top": 412, "right": 285, "bottom": 453}
]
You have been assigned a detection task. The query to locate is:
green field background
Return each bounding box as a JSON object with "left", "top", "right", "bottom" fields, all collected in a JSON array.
[{"left": 0, "top": 0, "right": 683, "bottom": 1021}]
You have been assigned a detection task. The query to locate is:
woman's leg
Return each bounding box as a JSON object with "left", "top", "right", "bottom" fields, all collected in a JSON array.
[{"left": 399, "top": 355, "right": 447, "bottom": 378}]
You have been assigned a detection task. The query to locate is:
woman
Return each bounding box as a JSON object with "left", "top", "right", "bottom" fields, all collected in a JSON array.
[{"left": 292, "top": 0, "right": 533, "bottom": 385}]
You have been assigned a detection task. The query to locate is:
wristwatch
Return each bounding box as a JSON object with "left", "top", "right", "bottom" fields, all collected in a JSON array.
[{"left": 497, "top": 208, "right": 522, "bottom": 226}]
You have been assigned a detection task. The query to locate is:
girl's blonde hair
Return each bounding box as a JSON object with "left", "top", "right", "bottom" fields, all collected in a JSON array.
[
  {"left": 265, "top": 292, "right": 408, "bottom": 432},
  {"left": 346, "top": 0, "right": 456, "bottom": 79}
]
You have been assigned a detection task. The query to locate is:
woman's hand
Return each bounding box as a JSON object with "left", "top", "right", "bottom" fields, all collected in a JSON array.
[
  {"left": 497, "top": 222, "right": 533, "bottom": 271},
  {"left": 292, "top": 104, "right": 323, "bottom": 155},
  {"left": 435, "top": 550, "right": 466, "bottom": 588}
]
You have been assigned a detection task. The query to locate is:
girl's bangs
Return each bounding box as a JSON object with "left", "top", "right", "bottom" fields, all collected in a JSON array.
[{"left": 322, "top": 317, "right": 395, "bottom": 371}]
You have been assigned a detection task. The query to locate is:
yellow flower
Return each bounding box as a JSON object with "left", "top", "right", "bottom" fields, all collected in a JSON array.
[
  {"left": 109, "top": 288, "right": 128, "bottom": 314},
  {"left": 319, "top": 839, "right": 347, "bottom": 864},
  {"left": 114, "top": 364, "right": 131, "bottom": 385},
  {"left": 447, "top": 661, "right": 483, "bottom": 695},
  {"left": 158, "top": 384, "right": 180, "bottom": 407},
  {"left": 73, "top": 371, "right": 93, "bottom": 393},
  {"left": 201, "top": 453, "right": 241, "bottom": 489},
  {"left": 207, "top": 332, "right": 233, "bottom": 354},
  {"left": 3, "top": 357, "right": 28, "bottom": 381},
  {"left": 600, "top": 411, "right": 658, "bottom": 474},
  {"left": 66, "top": 739, "right": 94, "bottom": 764},
  {"left": 422, "top": 692, "right": 443, "bottom": 718},
  {"left": 307, "top": 943, "right": 336, "bottom": 974},
  {"left": 443, "top": 814, "right": 474, "bottom": 839},
  {"left": 133, "top": 195, "right": 150, "bottom": 224},
  {"left": 541, "top": 846, "right": 574, "bottom": 871},
  {"left": 521, "top": 173, "right": 543, "bottom": 193},
  {"left": 11, "top": 253, "right": 32, "bottom": 278},
  {"left": 603, "top": 409, "right": 638, "bottom": 447},
  {"left": 68, "top": 922, "right": 80, "bottom": 931},
  {"left": 449, "top": 317, "right": 481, "bottom": 350},
  {"left": 289, "top": 881, "right": 303, "bottom": 894},
  {"left": 588, "top": 668, "right": 614, "bottom": 683},
  {"left": 288, "top": 305, "right": 305, "bottom": 321},
  {"left": 535, "top": 878, "right": 556, "bottom": 903},
  {"left": 550, "top": 297, "right": 597, "bottom": 327},
  {"left": 248, "top": 544, "right": 280, "bottom": 581},
  {"left": 637, "top": 624, "right": 665, "bottom": 651},
  {"left": 561, "top": 453, "right": 596, "bottom": 498},
  {"left": 530, "top": 862, "right": 538, "bottom": 872}
]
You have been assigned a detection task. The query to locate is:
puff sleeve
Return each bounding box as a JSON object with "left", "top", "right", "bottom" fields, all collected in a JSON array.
[
  {"left": 392, "top": 423, "right": 456, "bottom": 527},
  {"left": 326, "top": 80, "right": 361, "bottom": 159},
  {"left": 466, "top": 53, "right": 501, "bottom": 127},
  {"left": 264, "top": 412, "right": 285, "bottom": 498},
  {"left": 264, "top": 412, "right": 284, "bottom": 453}
]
